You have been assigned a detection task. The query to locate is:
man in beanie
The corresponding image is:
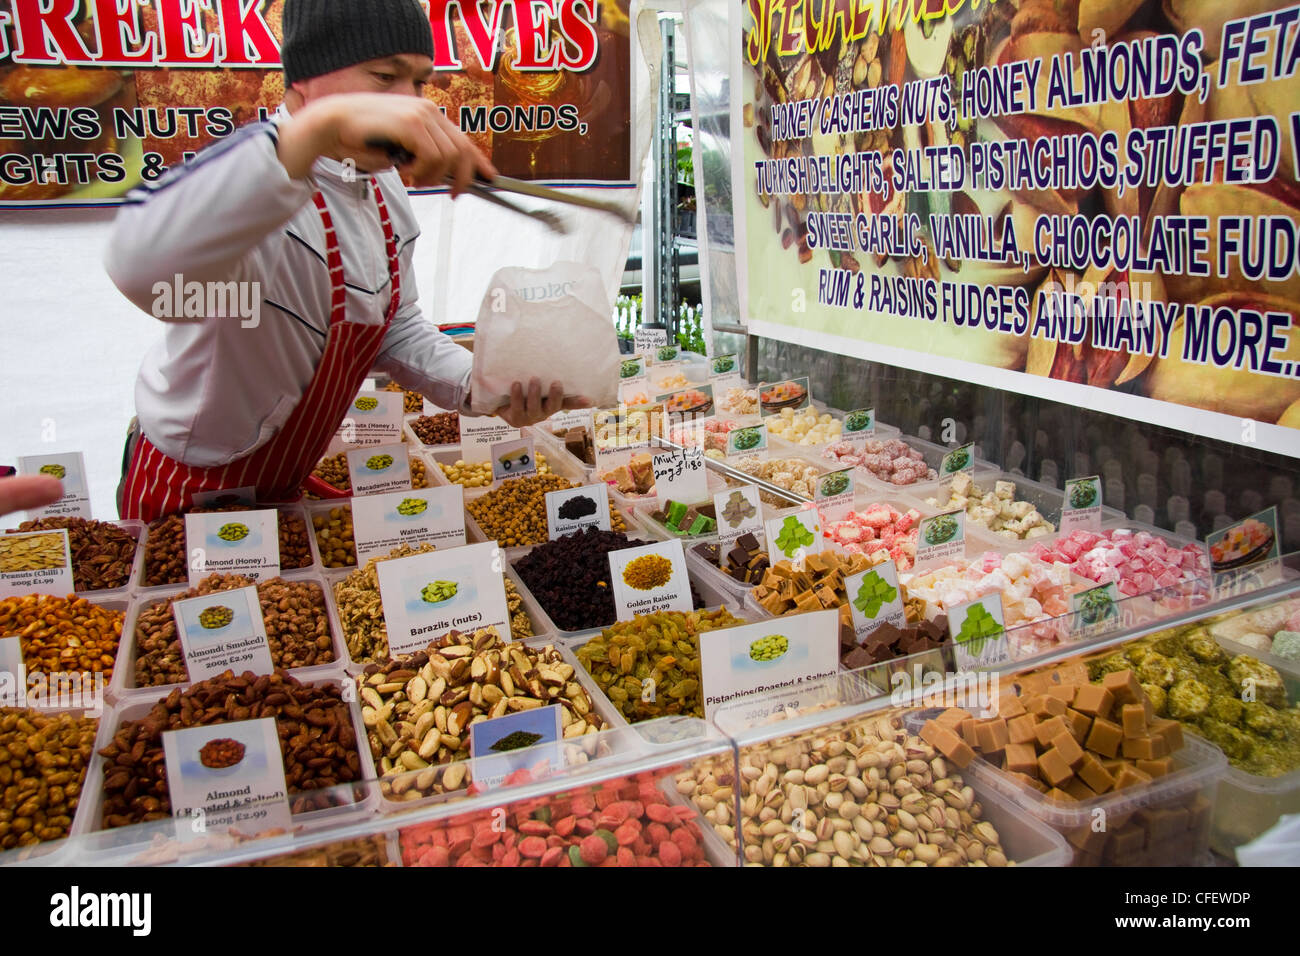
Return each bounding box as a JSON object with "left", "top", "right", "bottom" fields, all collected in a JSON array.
[{"left": 107, "top": 0, "right": 585, "bottom": 521}]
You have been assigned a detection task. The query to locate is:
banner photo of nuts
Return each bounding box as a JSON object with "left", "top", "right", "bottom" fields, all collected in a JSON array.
[
  {"left": 738, "top": 0, "right": 1300, "bottom": 453},
  {"left": 0, "top": 0, "right": 632, "bottom": 207}
]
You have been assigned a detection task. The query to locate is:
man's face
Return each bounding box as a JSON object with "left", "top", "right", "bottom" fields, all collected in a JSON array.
[{"left": 294, "top": 53, "right": 434, "bottom": 101}]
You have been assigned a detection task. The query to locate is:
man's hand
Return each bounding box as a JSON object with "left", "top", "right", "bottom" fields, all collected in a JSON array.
[
  {"left": 0, "top": 475, "right": 62, "bottom": 520},
  {"left": 278, "top": 93, "right": 496, "bottom": 192},
  {"left": 495, "top": 379, "right": 590, "bottom": 429}
]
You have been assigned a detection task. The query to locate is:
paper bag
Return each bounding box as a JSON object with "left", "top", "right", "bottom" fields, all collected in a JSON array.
[{"left": 469, "top": 262, "right": 620, "bottom": 414}]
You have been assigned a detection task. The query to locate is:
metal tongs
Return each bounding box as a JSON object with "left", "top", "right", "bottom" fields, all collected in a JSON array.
[{"left": 366, "top": 139, "right": 636, "bottom": 234}]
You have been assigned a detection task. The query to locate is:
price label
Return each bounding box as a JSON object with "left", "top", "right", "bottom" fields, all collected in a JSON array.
[
  {"left": 608, "top": 540, "right": 692, "bottom": 621},
  {"left": 1061, "top": 476, "right": 1103, "bottom": 532},
  {"left": 173, "top": 585, "right": 275, "bottom": 681},
  {"left": 841, "top": 409, "right": 876, "bottom": 447},
  {"left": 1070, "top": 582, "right": 1121, "bottom": 640},
  {"left": 376, "top": 541, "right": 510, "bottom": 658},
  {"left": 714, "top": 485, "right": 764, "bottom": 552},
  {"left": 634, "top": 328, "right": 668, "bottom": 358},
  {"left": 814, "top": 468, "right": 855, "bottom": 522},
  {"left": 698, "top": 610, "right": 840, "bottom": 719},
  {"left": 329, "top": 390, "right": 404, "bottom": 452},
  {"left": 652, "top": 447, "right": 709, "bottom": 509},
  {"left": 460, "top": 416, "right": 521, "bottom": 464},
  {"left": 939, "top": 443, "right": 974, "bottom": 476},
  {"left": 759, "top": 377, "right": 810, "bottom": 418},
  {"left": 469, "top": 708, "right": 564, "bottom": 792},
  {"left": 346, "top": 443, "right": 412, "bottom": 497},
  {"left": 915, "top": 511, "right": 966, "bottom": 568},
  {"left": 764, "top": 510, "right": 822, "bottom": 563},
  {"left": 546, "top": 484, "right": 612, "bottom": 539},
  {"left": 725, "top": 422, "right": 768, "bottom": 460},
  {"left": 17, "top": 452, "right": 90, "bottom": 519},
  {"left": 0, "top": 529, "right": 74, "bottom": 598},
  {"left": 947, "top": 595, "right": 1008, "bottom": 670},
  {"left": 163, "top": 718, "right": 293, "bottom": 843},
  {"left": 491, "top": 438, "right": 538, "bottom": 482},
  {"left": 184, "top": 511, "right": 280, "bottom": 586},
  {"left": 351, "top": 485, "right": 467, "bottom": 565},
  {"left": 844, "top": 559, "right": 906, "bottom": 643},
  {"left": 708, "top": 353, "right": 742, "bottom": 389}
]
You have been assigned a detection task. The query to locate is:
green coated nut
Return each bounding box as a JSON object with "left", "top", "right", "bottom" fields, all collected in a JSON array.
[
  {"left": 217, "top": 522, "right": 250, "bottom": 542},
  {"left": 420, "top": 580, "right": 458, "bottom": 603},
  {"left": 199, "top": 605, "right": 234, "bottom": 629},
  {"left": 749, "top": 634, "right": 789, "bottom": 662},
  {"left": 568, "top": 845, "right": 588, "bottom": 867},
  {"left": 366, "top": 454, "right": 394, "bottom": 471},
  {"left": 396, "top": 497, "right": 428, "bottom": 516}
]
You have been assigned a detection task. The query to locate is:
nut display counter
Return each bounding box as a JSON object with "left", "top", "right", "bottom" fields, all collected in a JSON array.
[{"left": 3, "top": 559, "right": 1299, "bottom": 866}]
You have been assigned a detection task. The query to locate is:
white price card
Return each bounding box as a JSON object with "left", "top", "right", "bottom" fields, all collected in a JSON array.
[
  {"left": 163, "top": 718, "right": 293, "bottom": 843},
  {"left": 758, "top": 377, "right": 810, "bottom": 417},
  {"left": 17, "top": 452, "right": 90, "bottom": 519},
  {"left": 352, "top": 485, "right": 467, "bottom": 565},
  {"left": 469, "top": 707, "right": 564, "bottom": 792},
  {"left": 608, "top": 539, "right": 692, "bottom": 621},
  {"left": 340, "top": 391, "right": 405, "bottom": 447},
  {"left": 1210, "top": 506, "right": 1283, "bottom": 600},
  {"left": 714, "top": 485, "right": 764, "bottom": 552},
  {"left": 845, "top": 559, "right": 906, "bottom": 643},
  {"left": 491, "top": 438, "right": 538, "bottom": 482},
  {"left": 0, "top": 637, "right": 26, "bottom": 708},
  {"left": 634, "top": 327, "right": 668, "bottom": 359},
  {"left": 915, "top": 511, "right": 966, "bottom": 568},
  {"left": 725, "top": 422, "right": 767, "bottom": 460},
  {"left": 460, "top": 415, "right": 521, "bottom": 464},
  {"left": 0, "top": 529, "right": 74, "bottom": 598},
  {"left": 173, "top": 585, "right": 274, "bottom": 682},
  {"left": 656, "top": 384, "right": 714, "bottom": 424},
  {"left": 546, "top": 484, "right": 612, "bottom": 539},
  {"left": 1061, "top": 476, "right": 1103, "bottom": 532},
  {"left": 1070, "top": 582, "right": 1122, "bottom": 641},
  {"left": 841, "top": 409, "right": 876, "bottom": 447},
  {"left": 190, "top": 486, "right": 257, "bottom": 509},
  {"left": 547, "top": 408, "right": 595, "bottom": 437},
  {"left": 939, "top": 443, "right": 975, "bottom": 476},
  {"left": 376, "top": 541, "right": 510, "bottom": 658},
  {"left": 764, "top": 509, "right": 822, "bottom": 564},
  {"left": 707, "top": 353, "right": 742, "bottom": 389},
  {"left": 346, "top": 443, "right": 411, "bottom": 497},
  {"left": 652, "top": 447, "right": 708, "bottom": 509},
  {"left": 814, "top": 468, "right": 855, "bottom": 522},
  {"left": 698, "top": 610, "right": 840, "bottom": 719},
  {"left": 185, "top": 510, "right": 279, "bottom": 586},
  {"left": 947, "top": 595, "right": 1008, "bottom": 671}
]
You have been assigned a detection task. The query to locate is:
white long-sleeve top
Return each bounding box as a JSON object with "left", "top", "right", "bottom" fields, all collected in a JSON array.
[{"left": 104, "top": 107, "right": 473, "bottom": 469}]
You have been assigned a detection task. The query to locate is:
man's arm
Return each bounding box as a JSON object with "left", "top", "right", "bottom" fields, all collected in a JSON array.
[
  {"left": 373, "top": 298, "right": 474, "bottom": 412},
  {"left": 103, "top": 123, "right": 314, "bottom": 316}
]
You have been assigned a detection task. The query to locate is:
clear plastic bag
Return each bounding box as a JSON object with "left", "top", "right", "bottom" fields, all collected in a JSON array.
[{"left": 469, "top": 262, "right": 620, "bottom": 414}]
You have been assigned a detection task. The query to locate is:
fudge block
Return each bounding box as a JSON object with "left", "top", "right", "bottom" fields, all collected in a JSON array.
[{"left": 1072, "top": 683, "right": 1115, "bottom": 720}]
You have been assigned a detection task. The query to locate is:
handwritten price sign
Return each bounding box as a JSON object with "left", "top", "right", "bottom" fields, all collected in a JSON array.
[{"left": 653, "top": 447, "right": 708, "bottom": 507}]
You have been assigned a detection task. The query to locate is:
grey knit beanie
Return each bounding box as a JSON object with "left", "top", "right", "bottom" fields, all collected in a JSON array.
[{"left": 281, "top": 0, "right": 436, "bottom": 86}]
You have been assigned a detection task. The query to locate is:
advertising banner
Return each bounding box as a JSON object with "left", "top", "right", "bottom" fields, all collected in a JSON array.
[
  {"left": 736, "top": 0, "right": 1300, "bottom": 456},
  {"left": 0, "top": 0, "right": 632, "bottom": 206}
]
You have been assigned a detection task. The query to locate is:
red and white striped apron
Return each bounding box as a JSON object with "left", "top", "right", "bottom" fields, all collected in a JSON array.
[{"left": 120, "top": 184, "right": 402, "bottom": 523}]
